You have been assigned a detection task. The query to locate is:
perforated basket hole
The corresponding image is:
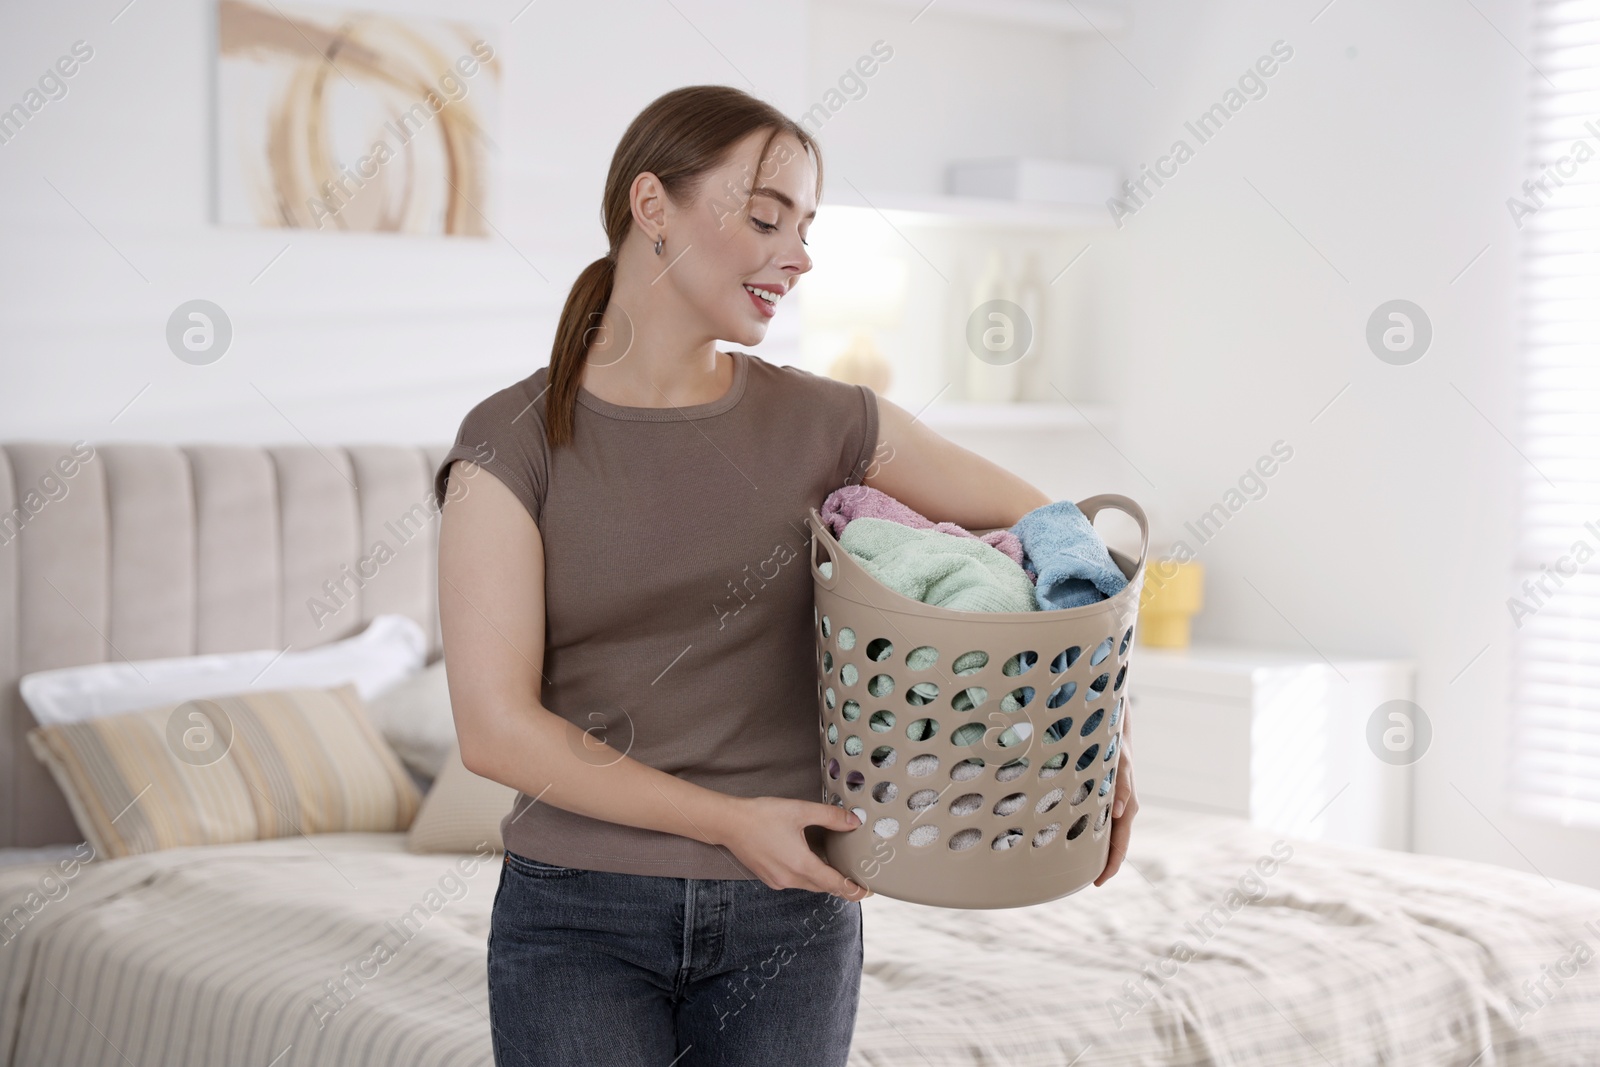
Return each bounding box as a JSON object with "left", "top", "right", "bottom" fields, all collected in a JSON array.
[
  {"left": 1104, "top": 735, "right": 1120, "bottom": 763},
  {"left": 906, "top": 717, "right": 939, "bottom": 741},
  {"left": 842, "top": 700, "right": 861, "bottom": 722},
  {"left": 1040, "top": 753, "right": 1068, "bottom": 779},
  {"left": 1066, "top": 814, "right": 1090, "bottom": 841},
  {"left": 1114, "top": 664, "right": 1128, "bottom": 692},
  {"left": 1100, "top": 766, "right": 1117, "bottom": 796},
  {"left": 1032, "top": 823, "right": 1060, "bottom": 848},
  {"left": 1110, "top": 696, "right": 1124, "bottom": 729},
  {"left": 1090, "top": 637, "right": 1113, "bottom": 666},
  {"left": 1087, "top": 674, "right": 1110, "bottom": 699},
  {"left": 1075, "top": 744, "right": 1100, "bottom": 771},
  {"left": 907, "top": 824, "right": 940, "bottom": 847},
  {"left": 1051, "top": 646, "right": 1081, "bottom": 673},
  {"left": 868, "top": 674, "right": 895, "bottom": 698},
  {"left": 1036, "top": 788, "right": 1065, "bottom": 815},
  {"left": 821, "top": 615, "right": 831, "bottom": 639},
  {"left": 826, "top": 723, "right": 838, "bottom": 744},
  {"left": 952, "top": 687, "right": 988, "bottom": 712},
  {"left": 827, "top": 759, "right": 840, "bottom": 779},
  {"left": 845, "top": 770, "right": 865, "bottom": 792},
  {"left": 843, "top": 735, "right": 862, "bottom": 757},
  {"left": 824, "top": 687, "right": 836, "bottom": 710},
  {"left": 1001, "top": 687, "right": 1035, "bottom": 712},
  {"left": 1119, "top": 625, "right": 1133, "bottom": 656},
  {"left": 951, "top": 722, "right": 987, "bottom": 747},
  {"left": 873, "top": 818, "right": 900, "bottom": 839},
  {"left": 907, "top": 788, "right": 940, "bottom": 812},
  {"left": 869, "top": 710, "right": 896, "bottom": 733},
  {"left": 906, "top": 645, "right": 939, "bottom": 670},
  {"left": 866, "top": 638, "right": 894, "bottom": 662},
  {"left": 992, "top": 828, "right": 1025, "bottom": 850},
  {"left": 840, "top": 663, "right": 859, "bottom": 687},
  {"left": 997, "top": 721, "right": 1032, "bottom": 748},
  {"left": 950, "top": 792, "right": 983, "bottom": 816},
  {"left": 838, "top": 626, "right": 857, "bottom": 651},
  {"left": 851, "top": 806, "right": 867, "bottom": 823},
  {"left": 1072, "top": 778, "right": 1094, "bottom": 805},
  {"left": 1095, "top": 804, "right": 1112, "bottom": 832},
  {"left": 1044, "top": 715, "right": 1074, "bottom": 744},
  {"left": 951, "top": 758, "right": 986, "bottom": 781},
  {"left": 872, "top": 781, "right": 898, "bottom": 803},
  {"left": 993, "top": 792, "right": 1027, "bottom": 817},
  {"left": 822, "top": 650, "right": 833, "bottom": 674},
  {"left": 1047, "top": 682, "right": 1077, "bottom": 709},
  {"left": 871, "top": 745, "right": 896, "bottom": 768},
  {"left": 949, "top": 828, "right": 982, "bottom": 851},
  {"left": 1003, "top": 650, "right": 1038, "bottom": 676},
  {"left": 1080, "top": 708, "right": 1104, "bottom": 737},
  {"left": 953, "top": 650, "right": 989, "bottom": 675},
  {"left": 906, "top": 682, "right": 940, "bottom": 706},
  {"left": 907, "top": 754, "right": 940, "bottom": 777},
  {"left": 996, "top": 758, "right": 1029, "bottom": 782}
]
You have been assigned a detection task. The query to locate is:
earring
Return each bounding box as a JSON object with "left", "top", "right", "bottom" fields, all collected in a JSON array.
[{"left": 654, "top": 235, "right": 664, "bottom": 256}]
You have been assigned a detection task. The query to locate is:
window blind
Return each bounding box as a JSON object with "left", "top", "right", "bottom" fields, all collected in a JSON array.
[{"left": 1509, "top": 0, "right": 1600, "bottom": 828}]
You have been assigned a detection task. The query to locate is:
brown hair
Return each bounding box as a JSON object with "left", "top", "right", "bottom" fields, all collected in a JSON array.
[{"left": 542, "top": 85, "right": 824, "bottom": 448}]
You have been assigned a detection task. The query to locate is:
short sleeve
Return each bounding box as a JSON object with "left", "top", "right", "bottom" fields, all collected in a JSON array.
[
  {"left": 433, "top": 381, "right": 549, "bottom": 529},
  {"left": 843, "top": 382, "right": 880, "bottom": 487},
  {"left": 773, "top": 359, "right": 882, "bottom": 491}
]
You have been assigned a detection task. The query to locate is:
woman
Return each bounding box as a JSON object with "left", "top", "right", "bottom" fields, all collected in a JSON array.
[{"left": 434, "top": 84, "right": 1139, "bottom": 1067}]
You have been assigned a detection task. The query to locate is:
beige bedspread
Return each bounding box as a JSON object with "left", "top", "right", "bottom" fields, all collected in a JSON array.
[{"left": 1, "top": 807, "right": 1596, "bottom": 1066}]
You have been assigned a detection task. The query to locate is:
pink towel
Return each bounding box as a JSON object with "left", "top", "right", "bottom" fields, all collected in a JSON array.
[{"left": 820, "top": 485, "right": 1028, "bottom": 570}]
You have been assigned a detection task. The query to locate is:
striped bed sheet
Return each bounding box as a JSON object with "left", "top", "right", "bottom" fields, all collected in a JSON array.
[{"left": 0, "top": 807, "right": 1596, "bottom": 1066}]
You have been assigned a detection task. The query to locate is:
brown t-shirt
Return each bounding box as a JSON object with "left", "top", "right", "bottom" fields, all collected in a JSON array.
[{"left": 433, "top": 349, "right": 880, "bottom": 879}]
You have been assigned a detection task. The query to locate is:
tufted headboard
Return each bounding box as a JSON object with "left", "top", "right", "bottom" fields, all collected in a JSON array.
[{"left": 0, "top": 441, "right": 454, "bottom": 849}]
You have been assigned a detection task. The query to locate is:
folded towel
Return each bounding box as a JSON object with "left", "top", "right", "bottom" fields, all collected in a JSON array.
[
  {"left": 838, "top": 518, "right": 1038, "bottom": 613},
  {"left": 821, "top": 485, "right": 1027, "bottom": 569},
  {"left": 1010, "top": 500, "right": 1129, "bottom": 610}
]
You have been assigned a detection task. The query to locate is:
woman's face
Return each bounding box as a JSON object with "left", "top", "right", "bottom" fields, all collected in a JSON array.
[{"left": 662, "top": 129, "right": 816, "bottom": 348}]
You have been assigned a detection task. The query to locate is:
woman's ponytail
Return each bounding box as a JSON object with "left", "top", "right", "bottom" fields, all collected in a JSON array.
[{"left": 544, "top": 252, "right": 616, "bottom": 448}]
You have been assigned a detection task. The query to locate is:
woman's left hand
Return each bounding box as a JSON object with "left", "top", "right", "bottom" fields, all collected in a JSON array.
[{"left": 1093, "top": 702, "right": 1138, "bottom": 887}]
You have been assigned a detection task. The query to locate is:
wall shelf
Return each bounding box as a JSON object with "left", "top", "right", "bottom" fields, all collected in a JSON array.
[
  {"left": 820, "top": 189, "right": 1114, "bottom": 231},
  {"left": 917, "top": 400, "right": 1114, "bottom": 431},
  {"left": 849, "top": 0, "right": 1127, "bottom": 34}
]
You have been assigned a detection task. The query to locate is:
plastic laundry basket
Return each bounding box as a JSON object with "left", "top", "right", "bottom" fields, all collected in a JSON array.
[{"left": 807, "top": 494, "right": 1149, "bottom": 909}]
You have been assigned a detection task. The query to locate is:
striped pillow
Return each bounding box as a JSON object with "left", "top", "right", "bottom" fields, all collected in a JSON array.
[
  {"left": 26, "top": 683, "right": 422, "bottom": 859},
  {"left": 405, "top": 743, "right": 515, "bottom": 854}
]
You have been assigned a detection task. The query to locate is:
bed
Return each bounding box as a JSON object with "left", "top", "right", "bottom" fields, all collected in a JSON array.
[{"left": 3, "top": 441, "right": 1599, "bottom": 1066}]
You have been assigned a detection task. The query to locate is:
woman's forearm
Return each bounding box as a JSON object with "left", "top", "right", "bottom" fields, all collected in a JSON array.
[{"left": 461, "top": 700, "right": 742, "bottom": 852}]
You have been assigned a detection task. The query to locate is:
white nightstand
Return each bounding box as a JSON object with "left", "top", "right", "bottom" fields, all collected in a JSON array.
[{"left": 1126, "top": 642, "right": 1416, "bottom": 851}]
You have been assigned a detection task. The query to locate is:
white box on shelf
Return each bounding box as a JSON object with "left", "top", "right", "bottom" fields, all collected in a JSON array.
[
  {"left": 945, "top": 157, "right": 1119, "bottom": 206},
  {"left": 1125, "top": 642, "right": 1416, "bottom": 852}
]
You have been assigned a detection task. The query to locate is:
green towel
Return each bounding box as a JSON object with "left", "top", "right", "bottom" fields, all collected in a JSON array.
[{"left": 838, "top": 517, "right": 1039, "bottom": 614}]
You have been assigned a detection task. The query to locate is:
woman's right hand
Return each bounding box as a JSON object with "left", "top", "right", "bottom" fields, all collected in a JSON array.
[{"left": 714, "top": 796, "right": 875, "bottom": 900}]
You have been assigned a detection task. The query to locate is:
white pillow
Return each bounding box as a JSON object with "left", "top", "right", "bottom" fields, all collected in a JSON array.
[
  {"left": 364, "top": 658, "right": 458, "bottom": 781},
  {"left": 19, "top": 613, "right": 428, "bottom": 727}
]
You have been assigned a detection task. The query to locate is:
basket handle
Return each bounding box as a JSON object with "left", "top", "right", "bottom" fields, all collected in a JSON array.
[
  {"left": 808, "top": 508, "right": 840, "bottom": 590},
  {"left": 1075, "top": 494, "right": 1150, "bottom": 578}
]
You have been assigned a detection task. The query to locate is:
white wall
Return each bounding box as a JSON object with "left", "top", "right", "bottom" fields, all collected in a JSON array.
[
  {"left": 0, "top": 0, "right": 807, "bottom": 444},
  {"left": 6, "top": 0, "right": 1593, "bottom": 887}
]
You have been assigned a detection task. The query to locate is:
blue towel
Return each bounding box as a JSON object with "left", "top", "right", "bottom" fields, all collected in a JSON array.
[{"left": 1010, "top": 500, "right": 1129, "bottom": 610}]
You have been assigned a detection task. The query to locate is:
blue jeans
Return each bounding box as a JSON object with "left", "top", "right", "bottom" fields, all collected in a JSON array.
[{"left": 487, "top": 848, "right": 864, "bottom": 1066}]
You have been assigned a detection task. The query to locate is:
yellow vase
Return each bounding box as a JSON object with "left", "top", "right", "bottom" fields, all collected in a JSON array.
[{"left": 1137, "top": 560, "right": 1204, "bottom": 648}]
